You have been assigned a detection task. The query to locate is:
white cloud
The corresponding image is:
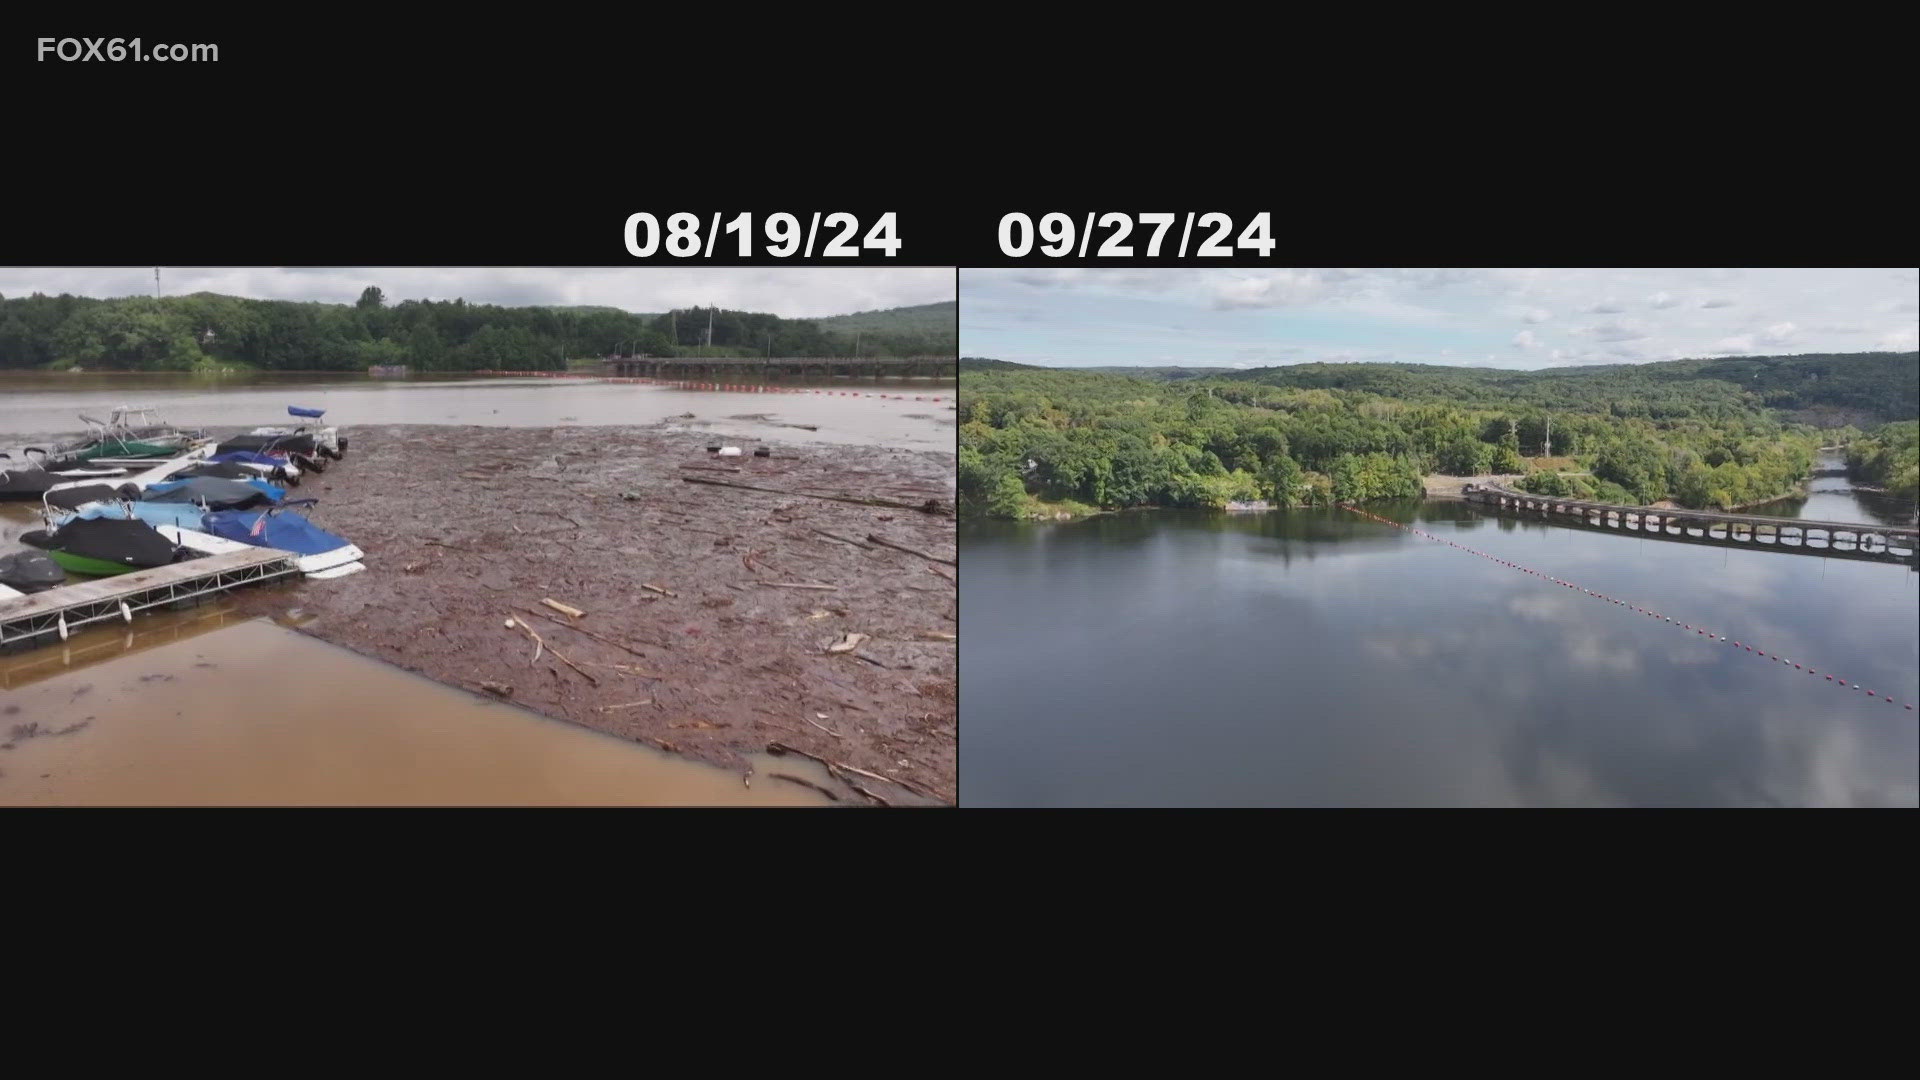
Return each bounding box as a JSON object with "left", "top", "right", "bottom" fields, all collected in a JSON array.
[
  {"left": 959, "top": 267, "right": 1918, "bottom": 370},
  {"left": 1878, "top": 326, "right": 1919, "bottom": 350}
]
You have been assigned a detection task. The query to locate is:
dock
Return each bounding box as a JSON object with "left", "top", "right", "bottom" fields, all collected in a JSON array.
[{"left": 0, "top": 548, "right": 301, "bottom": 648}]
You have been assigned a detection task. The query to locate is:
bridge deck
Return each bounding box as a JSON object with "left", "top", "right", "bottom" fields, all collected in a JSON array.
[{"left": 1471, "top": 483, "right": 1918, "bottom": 538}]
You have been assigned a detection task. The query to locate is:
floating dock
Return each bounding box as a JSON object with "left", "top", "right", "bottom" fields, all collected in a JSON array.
[{"left": 0, "top": 548, "right": 300, "bottom": 649}]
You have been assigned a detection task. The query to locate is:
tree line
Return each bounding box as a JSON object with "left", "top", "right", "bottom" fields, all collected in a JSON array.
[
  {"left": 1844, "top": 421, "right": 1920, "bottom": 500},
  {"left": 0, "top": 289, "right": 955, "bottom": 373},
  {"left": 957, "top": 354, "right": 1918, "bottom": 519}
]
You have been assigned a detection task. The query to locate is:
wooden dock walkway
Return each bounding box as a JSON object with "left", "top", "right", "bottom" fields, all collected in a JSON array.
[{"left": 0, "top": 548, "right": 300, "bottom": 648}]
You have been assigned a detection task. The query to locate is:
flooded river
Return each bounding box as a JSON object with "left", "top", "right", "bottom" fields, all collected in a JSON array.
[
  {"left": 0, "top": 371, "right": 956, "bottom": 451},
  {"left": 1, "top": 371, "right": 949, "bottom": 805},
  {"left": 0, "top": 614, "right": 831, "bottom": 805}
]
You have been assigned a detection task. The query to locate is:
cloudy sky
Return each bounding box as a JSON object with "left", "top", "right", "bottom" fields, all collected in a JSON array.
[
  {"left": 0, "top": 267, "right": 955, "bottom": 319},
  {"left": 962, "top": 267, "right": 1919, "bottom": 369}
]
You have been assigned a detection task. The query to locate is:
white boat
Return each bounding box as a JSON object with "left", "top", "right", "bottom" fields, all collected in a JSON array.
[
  {"left": 44, "top": 442, "right": 214, "bottom": 495},
  {"left": 155, "top": 521, "right": 365, "bottom": 578}
]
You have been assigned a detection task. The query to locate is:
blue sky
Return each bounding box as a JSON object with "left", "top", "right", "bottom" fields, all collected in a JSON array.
[{"left": 961, "top": 268, "right": 1920, "bottom": 369}]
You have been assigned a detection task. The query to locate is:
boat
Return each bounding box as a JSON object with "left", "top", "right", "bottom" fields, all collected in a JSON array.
[
  {"left": 203, "top": 450, "right": 303, "bottom": 483},
  {"left": 176, "top": 459, "right": 298, "bottom": 486},
  {"left": 1, "top": 461, "right": 61, "bottom": 501},
  {"left": 44, "top": 483, "right": 142, "bottom": 511},
  {"left": 143, "top": 475, "right": 285, "bottom": 508},
  {"left": 255, "top": 406, "right": 345, "bottom": 457},
  {"left": 44, "top": 443, "right": 214, "bottom": 499},
  {"left": 24, "top": 407, "right": 204, "bottom": 468},
  {"left": 198, "top": 502, "right": 364, "bottom": 576},
  {"left": 49, "top": 499, "right": 215, "bottom": 532},
  {"left": 18, "top": 517, "right": 194, "bottom": 576},
  {"left": 0, "top": 550, "right": 65, "bottom": 594}
]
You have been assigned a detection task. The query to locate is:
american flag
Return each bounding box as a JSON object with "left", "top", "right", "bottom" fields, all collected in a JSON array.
[{"left": 249, "top": 513, "right": 267, "bottom": 538}]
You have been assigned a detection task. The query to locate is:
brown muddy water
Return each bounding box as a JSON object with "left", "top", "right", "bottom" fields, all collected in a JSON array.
[
  {"left": 0, "top": 371, "right": 957, "bottom": 451},
  {"left": 0, "top": 613, "right": 831, "bottom": 806}
]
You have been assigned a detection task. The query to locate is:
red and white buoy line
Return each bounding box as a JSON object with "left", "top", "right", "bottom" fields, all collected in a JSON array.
[
  {"left": 471, "top": 371, "right": 945, "bottom": 401},
  {"left": 1339, "top": 503, "right": 1916, "bottom": 712}
]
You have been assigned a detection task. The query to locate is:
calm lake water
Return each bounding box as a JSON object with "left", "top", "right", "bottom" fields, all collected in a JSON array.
[
  {"left": 0, "top": 371, "right": 957, "bottom": 451},
  {"left": 961, "top": 491, "right": 1919, "bottom": 807}
]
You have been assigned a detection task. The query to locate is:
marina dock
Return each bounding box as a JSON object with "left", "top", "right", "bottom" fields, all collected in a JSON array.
[{"left": 0, "top": 549, "right": 300, "bottom": 649}]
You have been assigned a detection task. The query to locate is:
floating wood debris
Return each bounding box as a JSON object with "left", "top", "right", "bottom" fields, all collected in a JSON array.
[
  {"left": 641, "top": 583, "right": 676, "bottom": 597},
  {"left": 680, "top": 475, "right": 953, "bottom": 514},
  {"left": 765, "top": 582, "right": 839, "bottom": 590},
  {"left": 827, "top": 632, "right": 870, "bottom": 654},
  {"left": 769, "top": 772, "right": 839, "bottom": 801},
  {"left": 541, "top": 598, "right": 586, "bottom": 618},
  {"left": 808, "top": 527, "right": 872, "bottom": 549},
  {"left": 504, "top": 616, "right": 598, "bottom": 685},
  {"left": 519, "top": 608, "right": 664, "bottom": 657},
  {"left": 866, "top": 534, "right": 955, "bottom": 566}
]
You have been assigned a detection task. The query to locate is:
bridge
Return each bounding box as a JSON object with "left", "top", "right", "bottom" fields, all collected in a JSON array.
[
  {"left": 1461, "top": 482, "right": 1918, "bottom": 565},
  {"left": 602, "top": 355, "right": 953, "bottom": 380}
]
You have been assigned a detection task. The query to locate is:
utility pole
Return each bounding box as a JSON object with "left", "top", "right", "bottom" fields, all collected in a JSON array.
[
  {"left": 706, "top": 305, "right": 714, "bottom": 349},
  {"left": 853, "top": 330, "right": 861, "bottom": 358},
  {"left": 1544, "top": 416, "right": 1552, "bottom": 458},
  {"left": 154, "top": 267, "right": 161, "bottom": 298}
]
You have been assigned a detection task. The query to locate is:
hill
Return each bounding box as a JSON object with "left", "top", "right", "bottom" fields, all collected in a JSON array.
[
  {"left": 0, "top": 290, "right": 949, "bottom": 373},
  {"left": 1222, "top": 352, "right": 1918, "bottom": 424},
  {"left": 815, "top": 301, "right": 955, "bottom": 338}
]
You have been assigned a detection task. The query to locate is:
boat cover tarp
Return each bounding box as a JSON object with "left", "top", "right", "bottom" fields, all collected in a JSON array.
[
  {"left": 207, "top": 450, "right": 293, "bottom": 468},
  {"left": 146, "top": 476, "right": 285, "bottom": 505},
  {"left": 0, "top": 466, "right": 59, "bottom": 499},
  {"left": 0, "top": 550, "right": 65, "bottom": 592},
  {"left": 44, "top": 483, "right": 140, "bottom": 511},
  {"left": 179, "top": 461, "right": 284, "bottom": 483},
  {"left": 69, "top": 501, "right": 211, "bottom": 531},
  {"left": 202, "top": 506, "right": 351, "bottom": 556},
  {"left": 289, "top": 406, "right": 326, "bottom": 418},
  {"left": 22, "top": 517, "right": 182, "bottom": 568},
  {"left": 216, "top": 433, "right": 317, "bottom": 455}
]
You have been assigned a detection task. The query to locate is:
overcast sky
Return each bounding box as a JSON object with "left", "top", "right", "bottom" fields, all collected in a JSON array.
[
  {"left": 0, "top": 267, "right": 955, "bottom": 319},
  {"left": 962, "top": 268, "right": 1920, "bottom": 369}
]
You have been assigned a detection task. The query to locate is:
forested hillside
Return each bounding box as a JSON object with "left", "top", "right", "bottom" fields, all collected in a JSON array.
[
  {"left": 0, "top": 290, "right": 950, "bottom": 372},
  {"left": 815, "top": 301, "right": 955, "bottom": 345},
  {"left": 960, "top": 352, "right": 1918, "bottom": 518},
  {"left": 1224, "top": 352, "right": 1917, "bottom": 424}
]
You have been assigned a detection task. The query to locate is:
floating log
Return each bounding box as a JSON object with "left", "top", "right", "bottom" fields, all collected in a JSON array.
[
  {"left": 866, "top": 534, "right": 956, "bottom": 567},
  {"left": 680, "top": 476, "right": 952, "bottom": 515}
]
